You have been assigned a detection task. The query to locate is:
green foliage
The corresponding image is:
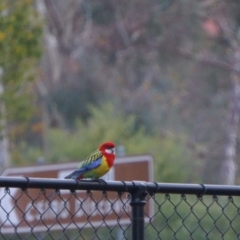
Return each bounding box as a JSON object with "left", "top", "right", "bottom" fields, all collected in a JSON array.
[
  {"left": 0, "top": 0, "right": 42, "bottom": 122},
  {"left": 14, "top": 102, "right": 199, "bottom": 183},
  {"left": 11, "top": 141, "right": 43, "bottom": 166}
]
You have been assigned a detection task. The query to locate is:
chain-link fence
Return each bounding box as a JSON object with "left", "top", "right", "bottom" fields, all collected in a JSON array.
[{"left": 0, "top": 177, "right": 240, "bottom": 239}]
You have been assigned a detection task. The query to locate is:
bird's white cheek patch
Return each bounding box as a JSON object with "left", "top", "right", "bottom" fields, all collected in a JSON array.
[{"left": 105, "top": 149, "right": 113, "bottom": 154}]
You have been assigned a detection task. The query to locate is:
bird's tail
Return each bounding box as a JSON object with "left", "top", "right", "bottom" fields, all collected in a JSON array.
[{"left": 64, "top": 170, "right": 82, "bottom": 179}]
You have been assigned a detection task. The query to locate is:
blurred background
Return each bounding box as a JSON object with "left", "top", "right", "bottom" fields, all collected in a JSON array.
[{"left": 0, "top": 0, "right": 240, "bottom": 184}]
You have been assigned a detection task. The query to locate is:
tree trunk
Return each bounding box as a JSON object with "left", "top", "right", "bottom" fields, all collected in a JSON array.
[
  {"left": 0, "top": 69, "right": 10, "bottom": 172},
  {"left": 215, "top": 12, "right": 240, "bottom": 184},
  {"left": 220, "top": 48, "right": 240, "bottom": 184}
]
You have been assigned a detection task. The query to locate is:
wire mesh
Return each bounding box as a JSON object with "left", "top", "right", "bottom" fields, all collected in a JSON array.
[
  {"left": 0, "top": 188, "right": 132, "bottom": 240},
  {"left": 0, "top": 180, "right": 240, "bottom": 239},
  {"left": 145, "top": 193, "right": 240, "bottom": 240}
]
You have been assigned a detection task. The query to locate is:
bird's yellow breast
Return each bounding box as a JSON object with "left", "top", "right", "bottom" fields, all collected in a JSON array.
[{"left": 92, "top": 156, "right": 110, "bottom": 177}]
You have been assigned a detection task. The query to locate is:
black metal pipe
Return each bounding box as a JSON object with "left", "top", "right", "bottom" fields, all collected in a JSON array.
[
  {"left": 0, "top": 177, "right": 136, "bottom": 192},
  {"left": 146, "top": 182, "right": 240, "bottom": 196},
  {"left": 130, "top": 182, "right": 147, "bottom": 240},
  {"left": 0, "top": 177, "right": 240, "bottom": 196},
  {"left": 131, "top": 202, "right": 145, "bottom": 240}
]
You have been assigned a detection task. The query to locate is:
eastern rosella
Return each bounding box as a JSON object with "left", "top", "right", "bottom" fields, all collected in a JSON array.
[{"left": 65, "top": 142, "right": 116, "bottom": 180}]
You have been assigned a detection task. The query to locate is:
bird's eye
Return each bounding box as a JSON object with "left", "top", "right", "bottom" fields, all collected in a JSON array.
[{"left": 105, "top": 148, "right": 115, "bottom": 154}]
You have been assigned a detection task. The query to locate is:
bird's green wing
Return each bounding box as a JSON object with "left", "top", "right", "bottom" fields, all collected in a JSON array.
[
  {"left": 78, "top": 150, "right": 103, "bottom": 169},
  {"left": 65, "top": 150, "right": 103, "bottom": 179}
]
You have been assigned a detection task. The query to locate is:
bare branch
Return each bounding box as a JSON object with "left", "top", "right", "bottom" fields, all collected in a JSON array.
[
  {"left": 114, "top": 7, "right": 131, "bottom": 48},
  {"left": 178, "top": 49, "right": 239, "bottom": 74}
]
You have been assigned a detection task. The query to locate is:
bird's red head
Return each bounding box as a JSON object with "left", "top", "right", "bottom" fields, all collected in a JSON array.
[
  {"left": 99, "top": 142, "right": 115, "bottom": 167},
  {"left": 99, "top": 142, "right": 115, "bottom": 154}
]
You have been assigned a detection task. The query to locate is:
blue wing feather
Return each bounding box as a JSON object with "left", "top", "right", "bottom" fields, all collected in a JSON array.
[
  {"left": 65, "top": 153, "right": 103, "bottom": 179},
  {"left": 73, "top": 157, "right": 102, "bottom": 174}
]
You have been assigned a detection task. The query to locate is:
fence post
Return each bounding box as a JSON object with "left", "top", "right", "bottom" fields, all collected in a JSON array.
[{"left": 130, "top": 182, "right": 147, "bottom": 240}]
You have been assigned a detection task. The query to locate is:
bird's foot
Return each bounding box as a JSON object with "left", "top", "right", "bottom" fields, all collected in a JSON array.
[
  {"left": 77, "top": 178, "right": 106, "bottom": 184},
  {"left": 76, "top": 179, "right": 93, "bottom": 182},
  {"left": 94, "top": 178, "right": 107, "bottom": 184}
]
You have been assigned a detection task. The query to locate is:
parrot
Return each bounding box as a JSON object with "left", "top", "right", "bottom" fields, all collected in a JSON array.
[
  {"left": 45, "top": 142, "right": 115, "bottom": 201},
  {"left": 64, "top": 141, "right": 116, "bottom": 180}
]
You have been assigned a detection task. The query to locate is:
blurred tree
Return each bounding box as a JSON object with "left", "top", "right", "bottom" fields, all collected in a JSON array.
[
  {"left": 185, "top": 1, "right": 240, "bottom": 184},
  {"left": 30, "top": 0, "right": 240, "bottom": 184},
  {"left": 0, "top": 0, "right": 42, "bottom": 170},
  {"left": 36, "top": 0, "right": 105, "bottom": 126}
]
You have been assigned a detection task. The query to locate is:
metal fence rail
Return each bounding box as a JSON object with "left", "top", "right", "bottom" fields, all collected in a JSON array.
[{"left": 0, "top": 177, "right": 240, "bottom": 239}]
